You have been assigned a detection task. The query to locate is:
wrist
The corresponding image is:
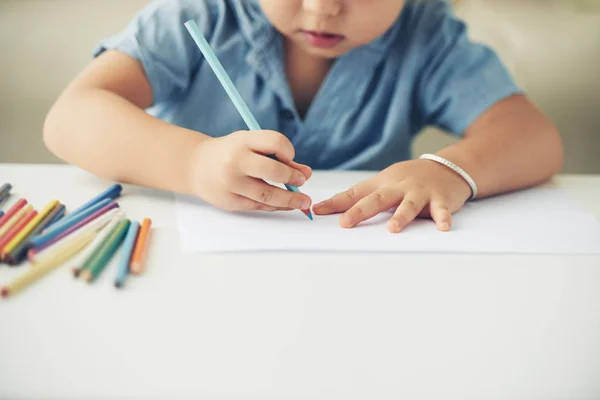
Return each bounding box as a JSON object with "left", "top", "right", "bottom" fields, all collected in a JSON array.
[
  {"left": 184, "top": 133, "right": 215, "bottom": 196},
  {"left": 419, "top": 153, "right": 477, "bottom": 201}
]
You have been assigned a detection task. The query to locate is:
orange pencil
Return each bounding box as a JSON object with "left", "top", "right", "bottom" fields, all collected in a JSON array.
[
  {"left": 0, "top": 208, "right": 37, "bottom": 255},
  {"left": 130, "top": 218, "right": 151, "bottom": 275}
]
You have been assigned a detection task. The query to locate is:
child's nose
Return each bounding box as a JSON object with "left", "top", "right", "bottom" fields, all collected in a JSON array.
[{"left": 302, "top": 0, "right": 342, "bottom": 17}]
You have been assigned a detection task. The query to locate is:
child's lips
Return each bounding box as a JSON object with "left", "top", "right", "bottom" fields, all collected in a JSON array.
[{"left": 300, "top": 30, "right": 345, "bottom": 49}]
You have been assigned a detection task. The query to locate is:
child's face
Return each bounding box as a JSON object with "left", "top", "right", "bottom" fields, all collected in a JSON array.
[{"left": 259, "top": 0, "right": 405, "bottom": 58}]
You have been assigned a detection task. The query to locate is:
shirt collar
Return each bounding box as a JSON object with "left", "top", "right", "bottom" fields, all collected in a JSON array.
[{"left": 234, "top": 0, "right": 402, "bottom": 117}]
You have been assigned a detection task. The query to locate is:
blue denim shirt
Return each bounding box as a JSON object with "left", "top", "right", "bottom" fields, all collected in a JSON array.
[{"left": 93, "top": 0, "right": 521, "bottom": 170}]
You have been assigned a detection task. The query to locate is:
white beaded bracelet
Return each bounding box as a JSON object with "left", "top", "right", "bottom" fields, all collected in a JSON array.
[{"left": 419, "top": 153, "right": 478, "bottom": 200}]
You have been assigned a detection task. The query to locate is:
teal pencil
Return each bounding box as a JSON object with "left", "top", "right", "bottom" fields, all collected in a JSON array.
[
  {"left": 184, "top": 20, "right": 313, "bottom": 221},
  {"left": 114, "top": 221, "right": 140, "bottom": 288}
]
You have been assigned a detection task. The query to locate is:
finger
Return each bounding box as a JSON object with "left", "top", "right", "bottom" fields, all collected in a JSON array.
[
  {"left": 246, "top": 130, "right": 295, "bottom": 163},
  {"left": 227, "top": 194, "right": 279, "bottom": 212},
  {"left": 430, "top": 198, "right": 452, "bottom": 231},
  {"left": 236, "top": 178, "right": 312, "bottom": 210},
  {"left": 288, "top": 161, "right": 312, "bottom": 181},
  {"left": 339, "top": 185, "right": 405, "bottom": 228},
  {"left": 243, "top": 153, "right": 306, "bottom": 186},
  {"left": 387, "top": 193, "right": 429, "bottom": 233},
  {"left": 312, "top": 180, "right": 375, "bottom": 215}
]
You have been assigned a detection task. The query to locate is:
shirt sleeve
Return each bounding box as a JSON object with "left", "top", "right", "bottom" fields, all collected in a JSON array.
[
  {"left": 92, "top": 0, "right": 216, "bottom": 105},
  {"left": 415, "top": 1, "right": 523, "bottom": 136}
]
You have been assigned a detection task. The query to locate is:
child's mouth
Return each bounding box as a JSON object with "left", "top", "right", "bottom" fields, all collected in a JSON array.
[{"left": 301, "top": 30, "right": 345, "bottom": 49}]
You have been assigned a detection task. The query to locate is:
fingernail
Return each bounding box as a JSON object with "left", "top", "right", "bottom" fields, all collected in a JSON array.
[
  {"left": 388, "top": 220, "right": 400, "bottom": 232},
  {"left": 301, "top": 199, "right": 311, "bottom": 209},
  {"left": 440, "top": 222, "right": 450, "bottom": 231},
  {"left": 340, "top": 213, "right": 352, "bottom": 227}
]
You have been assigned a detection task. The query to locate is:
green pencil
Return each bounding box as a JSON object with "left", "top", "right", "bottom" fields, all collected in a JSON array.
[{"left": 80, "top": 219, "right": 130, "bottom": 283}]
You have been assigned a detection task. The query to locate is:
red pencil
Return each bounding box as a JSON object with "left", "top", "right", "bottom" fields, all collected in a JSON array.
[
  {"left": 0, "top": 208, "right": 37, "bottom": 255},
  {"left": 0, "top": 199, "right": 27, "bottom": 230}
]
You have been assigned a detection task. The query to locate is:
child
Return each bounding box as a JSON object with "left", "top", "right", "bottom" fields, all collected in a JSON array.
[{"left": 43, "top": 0, "right": 564, "bottom": 233}]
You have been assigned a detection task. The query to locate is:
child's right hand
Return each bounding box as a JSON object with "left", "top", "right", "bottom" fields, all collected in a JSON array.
[{"left": 189, "top": 130, "right": 313, "bottom": 212}]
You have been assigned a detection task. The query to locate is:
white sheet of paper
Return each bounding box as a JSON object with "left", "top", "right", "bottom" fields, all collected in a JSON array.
[{"left": 175, "top": 186, "right": 600, "bottom": 255}]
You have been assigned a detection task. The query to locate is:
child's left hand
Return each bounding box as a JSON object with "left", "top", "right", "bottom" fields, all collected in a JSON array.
[{"left": 312, "top": 159, "right": 473, "bottom": 232}]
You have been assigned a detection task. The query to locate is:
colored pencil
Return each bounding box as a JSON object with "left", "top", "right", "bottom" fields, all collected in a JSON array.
[
  {"left": 130, "top": 218, "right": 152, "bottom": 275},
  {"left": 68, "top": 184, "right": 122, "bottom": 218},
  {"left": 45, "top": 205, "right": 66, "bottom": 229},
  {"left": 0, "top": 208, "right": 37, "bottom": 255},
  {"left": 114, "top": 221, "right": 140, "bottom": 288},
  {"left": 40, "top": 197, "right": 114, "bottom": 235},
  {"left": 184, "top": 20, "right": 312, "bottom": 221},
  {"left": 4, "top": 204, "right": 65, "bottom": 265},
  {"left": 29, "top": 202, "right": 118, "bottom": 257},
  {"left": 30, "top": 208, "right": 119, "bottom": 263},
  {"left": 1, "top": 230, "right": 95, "bottom": 298},
  {"left": 71, "top": 212, "right": 124, "bottom": 277},
  {"left": 0, "top": 204, "right": 32, "bottom": 241},
  {"left": 80, "top": 219, "right": 130, "bottom": 283},
  {"left": 29, "top": 198, "right": 116, "bottom": 249},
  {"left": 0, "top": 183, "right": 12, "bottom": 207},
  {"left": 0, "top": 199, "right": 27, "bottom": 230},
  {"left": 0, "top": 211, "right": 4, "bottom": 219},
  {"left": 34, "top": 219, "right": 100, "bottom": 265},
  {"left": 1, "top": 200, "right": 59, "bottom": 260}
]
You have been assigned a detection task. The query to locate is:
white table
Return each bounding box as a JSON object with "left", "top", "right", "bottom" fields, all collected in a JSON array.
[{"left": 1, "top": 164, "right": 600, "bottom": 400}]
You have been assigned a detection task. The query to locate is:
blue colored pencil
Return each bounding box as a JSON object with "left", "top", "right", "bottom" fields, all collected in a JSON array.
[
  {"left": 184, "top": 20, "right": 312, "bottom": 221},
  {"left": 38, "top": 198, "right": 113, "bottom": 238},
  {"left": 29, "top": 198, "right": 116, "bottom": 249},
  {"left": 68, "top": 184, "right": 122, "bottom": 218},
  {"left": 114, "top": 221, "right": 140, "bottom": 288}
]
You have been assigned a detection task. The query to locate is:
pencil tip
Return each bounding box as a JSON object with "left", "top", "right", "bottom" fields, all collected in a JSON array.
[
  {"left": 301, "top": 208, "right": 313, "bottom": 220},
  {"left": 115, "top": 281, "right": 123, "bottom": 289},
  {"left": 1, "top": 288, "right": 7, "bottom": 298}
]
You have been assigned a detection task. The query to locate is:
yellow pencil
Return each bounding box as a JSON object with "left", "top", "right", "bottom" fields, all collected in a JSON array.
[
  {"left": 1, "top": 229, "right": 95, "bottom": 298},
  {"left": 0, "top": 205, "right": 33, "bottom": 240},
  {"left": 1, "top": 200, "right": 59, "bottom": 259}
]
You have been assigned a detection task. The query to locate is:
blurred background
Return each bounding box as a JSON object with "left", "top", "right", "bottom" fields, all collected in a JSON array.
[{"left": 1, "top": 0, "right": 599, "bottom": 173}]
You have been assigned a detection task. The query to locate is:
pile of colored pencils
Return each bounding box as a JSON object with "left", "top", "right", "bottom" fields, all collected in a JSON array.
[{"left": 0, "top": 183, "right": 152, "bottom": 298}]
